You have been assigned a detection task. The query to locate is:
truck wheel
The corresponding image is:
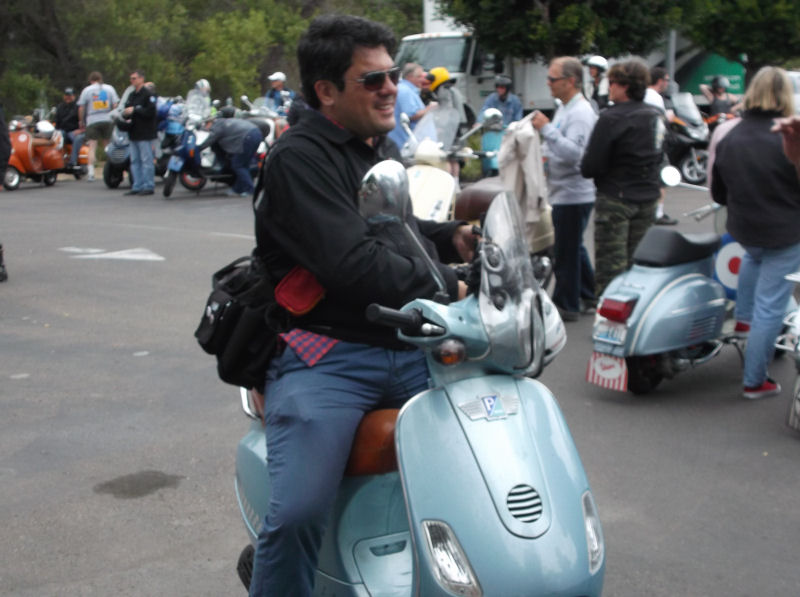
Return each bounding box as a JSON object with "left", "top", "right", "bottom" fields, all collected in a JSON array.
[
  {"left": 626, "top": 355, "right": 664, "bottom": 395},
  {"left": 679, "top": 150, "right": 708, "bottom": 185},
  {"left": 3, "top": 166, "right": 21, "bottom": 190},
  {"left": 163, "top": 171, "right": 177, "bottom": 197},
  {"left": 103, "top": 162, "right": 123, "bottom": 188}
]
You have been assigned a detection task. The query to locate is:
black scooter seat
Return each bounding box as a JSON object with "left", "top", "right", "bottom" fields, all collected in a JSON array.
[{"left": 633, "top": 227, "right": 721, "bottom": 267}]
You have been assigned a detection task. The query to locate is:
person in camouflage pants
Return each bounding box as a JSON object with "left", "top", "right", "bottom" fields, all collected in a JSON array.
[
  {"left": 593, "top": 193, "right": 657, "bottom": 294},
  {"left": 581, "top": 59, "right": 665, "bottom": 297}
]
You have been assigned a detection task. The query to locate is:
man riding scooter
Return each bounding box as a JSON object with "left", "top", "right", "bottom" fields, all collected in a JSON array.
[{"left": 246, "top": 14, "right": 476, "bottom": 595}]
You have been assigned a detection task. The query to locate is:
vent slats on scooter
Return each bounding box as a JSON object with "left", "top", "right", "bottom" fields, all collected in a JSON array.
[
  {"left": 507, "top": 484, "right": 543, "bottom": 522},
  {"left": 690, "top": 315, "right": 718, "bottom": 341}
]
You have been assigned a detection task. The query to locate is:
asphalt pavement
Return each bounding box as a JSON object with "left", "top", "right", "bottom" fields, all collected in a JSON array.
[{"left": 1, "top": 174, "right": 799, "bottom": 596}]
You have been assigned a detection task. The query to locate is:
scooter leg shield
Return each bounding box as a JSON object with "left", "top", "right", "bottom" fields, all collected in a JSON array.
[{"left": 395, "top": 378, "right": 604, "bottom": 596}]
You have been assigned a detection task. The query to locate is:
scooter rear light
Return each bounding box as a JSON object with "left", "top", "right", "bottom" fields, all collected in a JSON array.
[
  {"left": 598, "top": 297, "right": 637, "bottom": 323},
  {"left": 422, "top": 520, "right": 482, "bottom": 596}
]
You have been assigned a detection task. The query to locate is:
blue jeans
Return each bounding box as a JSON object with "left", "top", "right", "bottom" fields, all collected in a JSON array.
[
  {"left": 230, "top": 128, "right": 262, "bottom": 194},
  {"left": 129, "top": 139, "right": 155, "bottom": 191},
  {"left": 735, "top": 242, "right": 800, "bottom": 387},
  {"left": 61, "top": 130, "right": 84, "bottom": 166},
  {"left": 552, "top": 203, "right": 596, "bottom": 313},
  {"left": 248, "top": 341, "right": 430, "bottom": 597}
]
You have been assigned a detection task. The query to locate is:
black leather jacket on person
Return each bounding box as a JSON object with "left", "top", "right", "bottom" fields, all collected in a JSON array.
[
  {"left": 124, "top": 86, "right": 157, "bottom": 141},
  {"left": 711, "top": 109, "right": 800, "bottom": 249},
  {"left": 254, "top": 108, "right": 464, "bottom": 348},
  {"left": 580, "top": 100, "right": 665, "bottom": 202},
  {"left": 55, "top": 101, "right": 80, "bottom": 132}
]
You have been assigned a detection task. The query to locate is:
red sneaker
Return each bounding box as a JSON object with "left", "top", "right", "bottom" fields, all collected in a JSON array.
[{"left": 743, "top": 378, "right": 781, "bottom": 400}]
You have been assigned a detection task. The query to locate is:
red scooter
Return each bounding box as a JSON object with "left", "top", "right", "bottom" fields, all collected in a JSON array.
[{"left": 3, "top": 118, "right": 86, "bottom": 190}]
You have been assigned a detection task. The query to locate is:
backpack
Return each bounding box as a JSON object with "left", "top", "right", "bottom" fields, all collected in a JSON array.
[{"left": 194, "top": 253, "right": 289, "bottom": 391}]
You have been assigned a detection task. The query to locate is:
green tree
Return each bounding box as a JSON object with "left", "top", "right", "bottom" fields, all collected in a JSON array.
[
  {"left": 682, "top": 0, "right": 800, "bottom": 80},
  {"left": 435, "top": 0, "right": 685, "bottom": 61}
]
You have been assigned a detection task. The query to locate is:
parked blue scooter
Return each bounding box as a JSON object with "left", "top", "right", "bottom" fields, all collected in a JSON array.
[
  {"left": 586, "top": 167, "right": 793, "bottom": 394},
  {"left": 234, "top": 160, "right": 604, "bottom": 595}
]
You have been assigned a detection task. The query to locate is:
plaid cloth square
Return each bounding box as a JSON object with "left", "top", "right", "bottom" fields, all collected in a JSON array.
[{"left": 280, "top": 328, "right": 339, "bottom": 367}]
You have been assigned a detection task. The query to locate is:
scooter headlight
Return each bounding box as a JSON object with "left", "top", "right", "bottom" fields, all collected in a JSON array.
[
  {"left": 582, "top": 491, "right": 605, "bottom": 575},
  {"left": 422, "top": 520, "right": 482, "bottom": 596}
]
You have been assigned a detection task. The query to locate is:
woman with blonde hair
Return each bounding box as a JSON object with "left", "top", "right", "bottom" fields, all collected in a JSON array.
[{"left": 711, "top": 66, "right": 800, "bottom": 400}]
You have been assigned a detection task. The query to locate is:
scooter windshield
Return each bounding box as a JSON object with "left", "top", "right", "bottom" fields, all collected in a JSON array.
[
  {"left": 478, "top": 192, "right": 538, "bottom": 372},
  {"left": 185, "top": 90, "right": 211, "bottom": 122}
]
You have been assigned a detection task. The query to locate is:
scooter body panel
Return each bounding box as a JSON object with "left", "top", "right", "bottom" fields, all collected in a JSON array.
[
  {"left": 396, "top": 377, "right": 604, "bottom": 596},
  {"left": 235, "top": 421, "right": 415, "bottom": 596},
  {"left": 594, "top": 259, "right": 727, "bottom": 358}
]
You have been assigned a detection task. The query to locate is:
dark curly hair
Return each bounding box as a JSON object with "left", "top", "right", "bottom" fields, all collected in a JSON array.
[
  {"left": 607, "top": 60, "right": 650, "bottom": 102},
  {"left": 297, "top": 15, "right": 396, "bottom": 110}
]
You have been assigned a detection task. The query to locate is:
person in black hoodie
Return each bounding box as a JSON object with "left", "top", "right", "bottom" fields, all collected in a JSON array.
[
  {"left": 711, "top": 66, "right": 800, "bottom": 400},
  {"left": 121, "top": 70, "right": 157, "bottom": 195},
  {"left": 581, "top": 59, "right": 665, "bottom": 296}
]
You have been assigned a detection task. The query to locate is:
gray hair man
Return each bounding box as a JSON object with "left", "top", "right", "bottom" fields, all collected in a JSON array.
[{"left": 532, "top": 56, "right": 598, "bottom": 320}]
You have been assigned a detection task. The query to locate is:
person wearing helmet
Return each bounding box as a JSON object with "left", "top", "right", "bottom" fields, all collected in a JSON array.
[
  {"left": 388, "top": 62, "right": 437, "bottom": 150},
  {"left": 195, "top": 78, "right": 211, "bottom": 96},
  {"left": 479, "top": 74, "right": 522, "bottom": 126},
  {"left": 265, "top": 71, "right": 296, "bottom": 115},
  {"left": 429, "top": 66, "right": 468, "bottom": 132},
  {"left": 700, "top": 75, "right": 742, "bottom": 115},
  {"left": 584, "top": 55, "right": 609, "bottom": 112}
]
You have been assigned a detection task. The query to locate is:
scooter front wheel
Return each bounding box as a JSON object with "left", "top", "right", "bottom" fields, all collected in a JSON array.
[
  {"left": 679, "top": 149, "right": 709, "bottom": 185},
  {"left": 180, "top": 172, "right": 207, "bottom": 192},
  {"left": 103, "top": 162, "right": 124, "bottom": 189},
  {"left": 163, "top": 171, "right": 177, "bottom": 198},
  {"left": 626, "top": 355, "right": 664, "bottom": 395},
  {"left": 3, "top": 166, "right": 21, "bottom": 190}
]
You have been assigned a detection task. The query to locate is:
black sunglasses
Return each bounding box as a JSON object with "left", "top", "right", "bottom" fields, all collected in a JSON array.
[
  {"left": 355, "top": 67, "right": 400, "bottom": 91},
  {"left": 547, "top": 76, "right": 567, "bottom": 83}
]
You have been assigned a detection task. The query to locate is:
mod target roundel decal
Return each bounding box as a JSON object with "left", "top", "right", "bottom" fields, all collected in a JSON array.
[{"left": 713, "top": 234, "right": 745, "bottom": 300}]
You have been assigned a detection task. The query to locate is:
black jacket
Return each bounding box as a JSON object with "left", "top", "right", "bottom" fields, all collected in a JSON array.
[
  {"left": 581, "top": 100, "right": 664, "bottom": 202},
  {"left": 55, "top": 101, "right": 80, "bottom": 132},
  {"left": 124, "top": 86, "right": 157, "bottom": 141},
  {"left": 254, "top": 108, "right": 463, "bottom": 348},
  {"left": 711, "top": 110, "right": 800, "bottom": 249}
]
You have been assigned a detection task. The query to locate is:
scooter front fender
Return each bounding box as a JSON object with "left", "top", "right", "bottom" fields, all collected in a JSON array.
[
  {"left": 167, "top": 154, "right": 185, "bottom": 173},
  {"left": 396, "top": 376, "right": 604, "bottom": 596}
]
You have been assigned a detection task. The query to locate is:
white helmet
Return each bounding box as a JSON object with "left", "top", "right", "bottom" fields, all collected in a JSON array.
[
  {"left": 586, "top": 55, "right": 608, "bottom": 72},
  {"left": 195, "top": 78, "right": 211, "bottom": 94}
]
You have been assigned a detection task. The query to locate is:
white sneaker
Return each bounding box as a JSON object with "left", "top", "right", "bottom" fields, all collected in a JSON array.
[{"left": 87, "top": 169, "right": 95, "bottom": 181}]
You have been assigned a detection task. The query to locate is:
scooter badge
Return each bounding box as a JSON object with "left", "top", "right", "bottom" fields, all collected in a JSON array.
[{"left": 459, "top": 394, "right": 520, "bottom": 421}]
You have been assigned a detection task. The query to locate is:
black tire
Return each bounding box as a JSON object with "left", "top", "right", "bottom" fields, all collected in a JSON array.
[
  {"left": 73, "top": 165, "right": 87, "bottom": 180},
  {"left": 103, "top": 162, "right": 124, "bottom": 189},
  {"left": 236, "top": 544, "right": 254, "bottom": 590},
  {"left": 679, "top": 149, "right": 708, "bottom": 185},
  {"left": 180, "top": 172, "right": 207, "bottom": 192},
  {"left": 163, "top": 171, "right": 177, "bottom": 197},
  {"left": 43, "top": 171, "right": 57, "bottom": 186},
  {"left": 3, "top": 166, "right": 21, "bottom": 190},
  {"left": 626, "top": 355, "right": 664, "bottom": 395},
  {"left": 786, "top": 376, "right": 800, "bottom": 432}
]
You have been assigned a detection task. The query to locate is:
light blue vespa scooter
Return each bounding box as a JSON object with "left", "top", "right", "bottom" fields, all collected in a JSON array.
[{"left": 234, "top": 160, "right": 604, "bottom": 596}]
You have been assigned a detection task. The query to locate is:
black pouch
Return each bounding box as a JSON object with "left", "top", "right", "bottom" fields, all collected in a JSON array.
[{"left": 194, "top": 254, "right": 288, "bottom": 391}]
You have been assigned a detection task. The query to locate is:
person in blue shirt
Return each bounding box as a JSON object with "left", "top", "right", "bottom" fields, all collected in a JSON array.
[
  {"left": 265, "top": 71, "right": 296, "bottom": 115},
  {"left": 480, "top": 75, "right": 523, "bottom": 125},
  {"left": 387, "top": 62, "right": 437, "bottom": 150}
]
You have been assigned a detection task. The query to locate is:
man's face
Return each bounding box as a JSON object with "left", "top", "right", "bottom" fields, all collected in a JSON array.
[
  {"left": 129, "top": 72, "right": 144, "bottom": 91},
  {"left": 270, "top": 79, "right": 284, "bottom": 91},
  {"left": 63, "top": 93, "right": 74, "bottom": 104},
  {"left": 496, "top": 84, "right": 508, "bottom": 99},
  {"left": 608, "top": 78, "right": 628, "bottom": 103},
  {"left": 589, "top": 66, "right": 600, "bottom": 80},
  {"left": 547, "top": 62, "right": 572, "bottom": 103},
  {"left": 655, "top": 76, "right": 670, "bottom": 94},
  {"left": 325, "top": 45, "right": 397, "bottom": 140},
  {"left": 409, "top": 68, "right": 426, "bottom": 89}
]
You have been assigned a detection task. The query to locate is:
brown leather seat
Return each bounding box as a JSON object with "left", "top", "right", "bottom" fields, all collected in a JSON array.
[
  {"left": 344, "top": 409, "right": 400, "bottom": 476},
  {"left": 454, "top": 176, "right": 507, "bottom": 222}
]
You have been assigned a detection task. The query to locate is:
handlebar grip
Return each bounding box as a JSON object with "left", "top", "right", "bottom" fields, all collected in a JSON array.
[{"left": 365, "top": 304, "right": 423, "bottom": 333}]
